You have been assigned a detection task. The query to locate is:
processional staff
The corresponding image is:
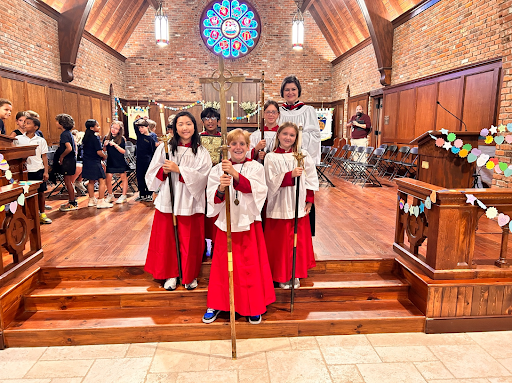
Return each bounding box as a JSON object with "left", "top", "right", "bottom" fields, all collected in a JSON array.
[
  {"left": 199, "top": 56, "right": 246, "bottom": 360},
  {"left": 252, "top": 71, "right": 272, "bottom": 144},
  {"left": 291, "top": 126, "right": 305, "bottom": 313}
]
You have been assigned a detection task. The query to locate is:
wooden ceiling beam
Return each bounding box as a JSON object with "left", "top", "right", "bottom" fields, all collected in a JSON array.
[
  {"left": 314, "top": 1, "right": 349, "bottom": 53},
  {"left": 387, "top": 0, "right": 403, "bottom": 16},
  {"left": 58, "top": 0, "right": 96, "bottom": 83},
  {"left": 94, "top": 0, "right": 123, "bottom": 38},
  {"left": 326, "top": 0, "right": 360, "bottom": 47},
  {"left": 114, "top": 1, "right": 150, "bottom": 51},
  {"left": 342, "top": 0, "right": 369, "bottom": 39},
  {"left": 309, "top": 4, "right": 343, "bottom": 56},
  {"left": 356, "top": 0, "right": 394, "bottom": 85},
  {"left": 85, "top": 0, "right": 109, "bottom": 31},
  {"left": 146, "top": 0, "right": 158, "bottom": 9},
  {"left": 108, "top": 0, "right": 145, "bottom": 48},
  {"left": 301, "top": 0, "right": 315, "bottom": 12},
  {"left": 102, "top": 0, "right": 131, "bottom": 43}
]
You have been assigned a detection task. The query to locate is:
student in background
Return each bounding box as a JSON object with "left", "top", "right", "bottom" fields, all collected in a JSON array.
[
  {"left": 56, "top": 114, "right": 78, "bottom": 212},
  {"left": 24, "top": 110, "right": 44, "bottom": 138},
  {"left": 14, "top": 116, "right": 52, "bottom": 224},
  {"left": 10, "top": 111, "right": 26, "bottom": 138},
  {"left": 0, "top": 99, "right": 12, "bottom": 135},
  {"left": 82, "top": 119, "right": 112, "bottom": 209},
  {"left": 104, "top": 121, "right": 128, "bottom": 204},
  {"left": 134, "top": 118, "right": 158, "bottom": 202}
]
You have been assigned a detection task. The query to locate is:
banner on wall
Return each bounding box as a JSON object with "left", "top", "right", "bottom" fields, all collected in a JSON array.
[
  {"left": 127, "top": 107, "right": 150, "bottom": 139},
  {"left": 317, "top": 108, "right": 333, "bottom": 141}
]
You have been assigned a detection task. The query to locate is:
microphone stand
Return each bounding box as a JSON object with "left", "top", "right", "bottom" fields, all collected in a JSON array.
[{"left": 437, "top": 101, "right": 467, "bottom": 131}]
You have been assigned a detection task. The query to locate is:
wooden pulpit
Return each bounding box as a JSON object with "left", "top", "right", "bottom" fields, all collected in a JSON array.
[
  {"left": 0, "top": 134, "right": 43, "bottom": 287},
  {"left": 410, "top": 131, "right": 480, "bottom": 189}
]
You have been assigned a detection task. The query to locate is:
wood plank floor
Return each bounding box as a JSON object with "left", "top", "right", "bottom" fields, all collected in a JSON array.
[{"left": 31, "top": 175, "right": 507, "bottom": 268}]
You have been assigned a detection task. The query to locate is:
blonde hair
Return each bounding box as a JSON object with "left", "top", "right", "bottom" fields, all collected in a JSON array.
[
  {"left": 273, "top": 122, "right": 299, "bottom": 152},
  {"left": 227, "top": 128, "right": 251, "bottom": 146},
  {"left": 147, "top": 119, "right": 157, "bottom": 130},
  {"left": 25, "top": 110, "right": 40, "bottom": 118}
]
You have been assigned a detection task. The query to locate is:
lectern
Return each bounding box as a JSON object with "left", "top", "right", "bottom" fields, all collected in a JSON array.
[{"left": 410, "top": 131, "right": 480, "bottom": 189}]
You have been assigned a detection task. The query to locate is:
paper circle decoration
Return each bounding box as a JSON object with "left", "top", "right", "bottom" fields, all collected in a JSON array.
[{"left": 200, "top": 0, "right": 261, "bottom": 59}]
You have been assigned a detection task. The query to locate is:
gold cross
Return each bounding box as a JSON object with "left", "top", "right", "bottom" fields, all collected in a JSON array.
[
  {"left": 199, "top": 56, "right": 246, "bottom": 150},
  {"left": 227, "top": 96, "right": 238, "bottom": 120},
  {"left": 158, "top": 134, "right": 171, "bottom": 155}
]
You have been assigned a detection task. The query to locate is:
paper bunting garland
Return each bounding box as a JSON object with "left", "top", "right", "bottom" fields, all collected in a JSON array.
[
  {"left": 463, "top": 192, "right": 512, "bottom": 229},
  {"left": 399, "top": 196, "right": 433, "bottom": 215}
]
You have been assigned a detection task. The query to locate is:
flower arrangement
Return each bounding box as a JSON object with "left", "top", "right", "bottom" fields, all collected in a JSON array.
[
  {"left": 239, "top": 101, "right": 258, "bottom": 122},
  {"left": 204, "top": 101, "right": 221, "bottom": 110}
]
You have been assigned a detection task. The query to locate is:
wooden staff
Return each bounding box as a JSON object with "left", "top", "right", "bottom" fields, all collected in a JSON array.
[
  {"left": 200, "top": 56, "right": 245, "bottom": 359},
  {"left": 260, "top": 71, "right": 266, "bottom": 141},
  {"left": 291, "top": 126, "right": 305, "bottom": 313},
  {"left": 159, "top": 135, "right": 183, "bottom": 285}
]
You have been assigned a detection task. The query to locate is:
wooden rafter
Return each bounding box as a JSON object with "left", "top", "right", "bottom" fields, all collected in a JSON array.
[
  {"left": 309, "top": 4, "right": 343, "bottom": 56},
  {"left": 114, "top": 1, "right": 149, "bottom": 51},
  {"left": 102, "top": 0, "right": 131, "bottom": 43},
  {"left": 94, "top": 0, "right": 123, "bottom": 39},
  {"left": 356, "top": 0, "right": 394, "bottom": 85},
  {"left": 314, "top": 2, "right": 349, "bottom": 53},
  {"left": 146, "top": 0, "right": 158, "bottom": 9},
  {"left": 301, "top": 0, "right": 315, "bottom": 12},
  {"left": 58, "top": 0, "right": 96, "bottom": 83},
  {"left": 326, "top": 0, "right": 360, "bottom": 47},
  {"left": 85, "top": 0, "right": 109, "bottom": 30},
  {"left": 342, "top": 0, "right": 369, "bottom": 39},
  {"left": 108, "top": 0, "right": 145, "bottom": 48}
]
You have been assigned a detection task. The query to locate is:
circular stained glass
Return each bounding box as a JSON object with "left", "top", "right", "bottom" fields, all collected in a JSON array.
[{"left": 200, "top": 0, "right": 261, "bottom": 59}]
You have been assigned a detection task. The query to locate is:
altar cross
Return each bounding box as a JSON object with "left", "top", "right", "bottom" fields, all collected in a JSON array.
[{"left": 227, "top": 96, "right": 238, "bottom": 120}]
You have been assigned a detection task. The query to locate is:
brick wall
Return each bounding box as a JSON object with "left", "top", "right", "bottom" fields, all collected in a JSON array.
[
  {"left": 392, "top": 0, "right": 501, "bottom": 84},
  {"left": 121, "top": 0, "right": 335, "bottom": 103},
  {"left": 0, "top": 0, "right": 61, "bottom": 81},
  {"left": 73, "top": 38, "right": 126, "bottom": 97}
]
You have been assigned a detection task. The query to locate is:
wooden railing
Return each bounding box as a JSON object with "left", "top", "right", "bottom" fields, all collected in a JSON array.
[{"left": 394, "top": 178, "right": 512, "bottom": 280}]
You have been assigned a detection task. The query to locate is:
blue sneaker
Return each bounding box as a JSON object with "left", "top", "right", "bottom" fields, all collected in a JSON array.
[
  {"left": 202, "top": 308, "right": 220, "bottom": 324},
  {"left": 248, "top": 315, "right": 262, "bottom": 324}
]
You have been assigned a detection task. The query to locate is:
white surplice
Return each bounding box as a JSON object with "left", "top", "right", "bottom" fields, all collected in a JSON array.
[
  {"left": 249, "top": 130, "right": 278, "bottom": 157},
  {"left": 145, "top": 143, "right": 212, "bottom": 215},
  {"left": 207, "top": 160, "right": 267, "bottom": 233},
  {"left": 264, "top": 149, "right": 319, "bottom": 220},
  {"left": 279, "top": 105, "right": 321, "bottom": 164}
]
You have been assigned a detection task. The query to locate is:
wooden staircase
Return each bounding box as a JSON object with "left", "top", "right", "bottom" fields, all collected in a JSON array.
[{"left": 1, "top": 259, "right": 425, "bottom": 347}]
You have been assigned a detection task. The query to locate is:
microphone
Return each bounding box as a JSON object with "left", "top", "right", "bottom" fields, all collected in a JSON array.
[{"left": 437, "top": 101, "right": 467, "bottom": 131}]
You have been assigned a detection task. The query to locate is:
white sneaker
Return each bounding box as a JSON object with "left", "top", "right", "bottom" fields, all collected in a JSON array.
[
  {"left": 185, "top": 278, "right": 198, "bottom": 290},
  {"left": 88, "top": 197, "right": 98, "bottom": 207},
  {"left": 116, "top": 195, "right": 127, "bottom": 204},
  {"left": 105, "top": 194, "right": 114, "bottom": 203},
  {"left": 96, "top": 199, "right": 113, "bottom": 209},
  {"left": 279, "top": 282, "right": 290, "bottom": 290},
  {"left": 293, "top": 278, "right": 300, "bottom": 289},
  {"left": 164, "top": 277, "right": 177, "bottom": 291},
  {"left": 74, "top": 181, "right": 87, "bottom": 193}
]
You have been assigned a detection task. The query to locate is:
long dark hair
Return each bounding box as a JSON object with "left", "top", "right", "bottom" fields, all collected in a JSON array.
[
  {"left": 106, "top": 121, "right": 125, "bottom": 145},
  {"left": 83, "top": 119, "right": 98, "bottom": 147},
  {"left": 170, "top": 111, "right": 200, "bottom": 156}
]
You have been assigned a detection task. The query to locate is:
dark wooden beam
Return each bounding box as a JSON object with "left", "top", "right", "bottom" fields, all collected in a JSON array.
[
  {"left": 82, "top": 31, "right": 127, "bottom": 62},
  {"left": 102, "top": 1, "right": 131, "bottom": 43},
  {"left": 356, "top": 0, "right": 394, "bottom": 86},
  {"left": 341, "top": 0, "right": 369, "bottom": 39},
  {"left": 331, "top": 37, "right": 371, "bottom": 66},
  {"left": 301, "top": 0, "right": 315, "bottom": 12},
  {"left": 392, "top": 0, "right": 442, "bottom": 28},
  {"left": 94, "top": 1, "right": 124, "bottom": 38},
  {"left": 86, "top": 0, "right": 109, "bottom": 30},
  {"left": 309, "top": 4, "right": 343, "bottom": 56},
  {"left": 314, "top": 1, "right": 348, "bottom": 53},
  {"left": 108, "top": 0, "right": 146, "bottom": 48},
  {"left": 326, "top": 0, "right": 360, "bottom": 48},
  {"left": 22, "top": 0, "right": 61, "bottom": 20},
  {"left": 114, "top": 1, "right": 150, "bottom": 51},
  {"left": 58, "top": 0, "right": 96, "bottom": 83},
  {"left": 146, "top": 0, "right": 158, "bottom": 9}
]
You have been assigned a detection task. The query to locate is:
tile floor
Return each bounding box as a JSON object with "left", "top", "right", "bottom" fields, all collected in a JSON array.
[{"left": 0, "top": 331, "right": 511, "bottom": 383}]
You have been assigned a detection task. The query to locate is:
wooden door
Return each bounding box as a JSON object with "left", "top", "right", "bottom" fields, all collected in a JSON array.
[
  {"left": 347, "top": 93, "right": 369, "bottom": 141},
  {"left": 371, "top": 96, "right": 383, "bottom": 148}
]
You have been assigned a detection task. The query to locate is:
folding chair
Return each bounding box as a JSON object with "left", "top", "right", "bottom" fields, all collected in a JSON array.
[
  {"left": 124, "top": 146, "right": 138, "bottom": 193},
  {"left": 390, "top": 147, "right": 418, "bottom": 180},
  {"left": 387, "top": 146, "right": 410, "bottom": 180},
  {"left": 355, "top": 147, "right": 386, "bottom": 188},
  {"left": 316, "top": 147, "right": 337, "bottom": 187},
  {"left": 345, "top": 146, "right": 374, "bottom": 181},
  {"left": 378, "top": 144, "right": 398, "bottom": 177},
  {"left": 329, "top": 144, "right": 349, "bottom": 174},
  {"left": 340, "top": 146, "right": 365, "bottom": 179}
]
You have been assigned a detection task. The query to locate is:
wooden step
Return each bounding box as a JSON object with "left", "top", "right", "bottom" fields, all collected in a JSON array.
[
  {"left": 4, "top": 299, "right": 425, "bottom": 347},
  {"left": 24, "top": 273, "right": 410, "bottom": 311}
]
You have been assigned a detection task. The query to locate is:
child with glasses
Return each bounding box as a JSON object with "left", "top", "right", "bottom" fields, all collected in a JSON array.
[
  {"left": 200, "top": 107, "right": 221, "bottom": 136},
  {"left": 249, "top": 100, "right": 280, "bottom": 162}
]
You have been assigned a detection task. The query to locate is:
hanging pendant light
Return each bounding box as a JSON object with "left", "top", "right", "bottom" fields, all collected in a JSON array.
[
  {"left": 155, "top": 1, "right": 169, "bottom": 47},
  {"left": 292, "top": 4, "right": 304, "bottom": 50}
]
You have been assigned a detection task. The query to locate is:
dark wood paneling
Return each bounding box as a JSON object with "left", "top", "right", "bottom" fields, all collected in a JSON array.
[
  {"left": 0, "top": 78, "right": 26, "bottom": 134},
  {"left": 62, "top": 91, "right": 80, "bottom": 131},
  {"left": 90, "top": 97, "right": 103, "bottom": 135},
  {"left": 382, "top": 92, "right": 398, "bottom": 142},
  {"left": 397, "top": 88, "right": 416, "bottom": 142},
  {"left": 78, "top": 95, "right": 92, "bottom": 132},
  {"left": 26, "top": 83, "right": 48, "bottom": 137},
  {"left": 415, "top": 84, "right": 437, "bottom": 137},
  {"left": 436, "top": 77, "right": 463, "bottom": 132},
  {"left": 462, "top": 71, "right": 496, "bottom": 132},
  {"left": 46, "top": 87, "right": 65, "bottom": 144},
  {"left": 101, "top": 99, "right": 111, "bottom": 132}
]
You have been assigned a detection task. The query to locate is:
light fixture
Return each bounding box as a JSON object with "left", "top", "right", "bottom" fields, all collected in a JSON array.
[
  {"left": 292, "top": 4, "right": 304, "bottom": 50},
  {"left": 155, "top": 1, "right": 169, "bottom": 47}
]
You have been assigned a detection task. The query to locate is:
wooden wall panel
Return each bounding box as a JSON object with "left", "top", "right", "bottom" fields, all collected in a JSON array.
[
  {"left": 436, "top": 77, "right": 463, "bottom": 132},
  {"left": 101, "top": 99, "right": 111, "bottom": 130},
  {"left": 46, "top": 87, "right": 65, "bottom": 144},
  {"left": 78, "top": 95, "right": 92, "bottom": 132},
  {"left": 0, "top": 78, "right": 25, "bottom": 134},
  {"left": 26, "top": 83, "right": 48, "bottom": 138},
  {"left": 397, "top": 88, "right": 416, "bottom": 143},
  {"left": 62, "top": 91, "right": 80, "bottom": 130},
  {"left": 382, "top": 92, "right": 398, "bottom": 142},
  {"left": 90, "top": 97, "right": 103, "bottom": 135},
  {"left": 415, "top": 84, "right": 437, "bottom": 137},
  {"left": 463, "top": 71, "right": 496, "bottom": 132}
]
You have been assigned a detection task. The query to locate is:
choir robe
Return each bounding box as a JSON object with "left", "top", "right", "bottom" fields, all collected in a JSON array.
[
  {"left": 248, "top": 126, "right": 278, "bottom": 160},
  {"left": 144, "top": 143, "right": 212, "bottom": 283},
  {"left": 279, "top": 105, "right": 321, "bottom": 165},
  {"left": 206, "top": 158, "right": 275, "bottom": 316},
  {"left": 264, "top": 148, "right": 319, "bottom": 283}
]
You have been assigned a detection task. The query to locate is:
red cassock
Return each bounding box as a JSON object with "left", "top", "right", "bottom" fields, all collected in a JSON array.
[
  {"left": 204, "top": 214, "right": 218, "bottom": 241},
  {"left": 207, "top": 221, "right": 276, "bottom": 316},
  {"left": 145, "top": 210, "right": 205, "bottom": 284},
  {"left": 264, "top": 216, "right": 316, "bottom": 283}
]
